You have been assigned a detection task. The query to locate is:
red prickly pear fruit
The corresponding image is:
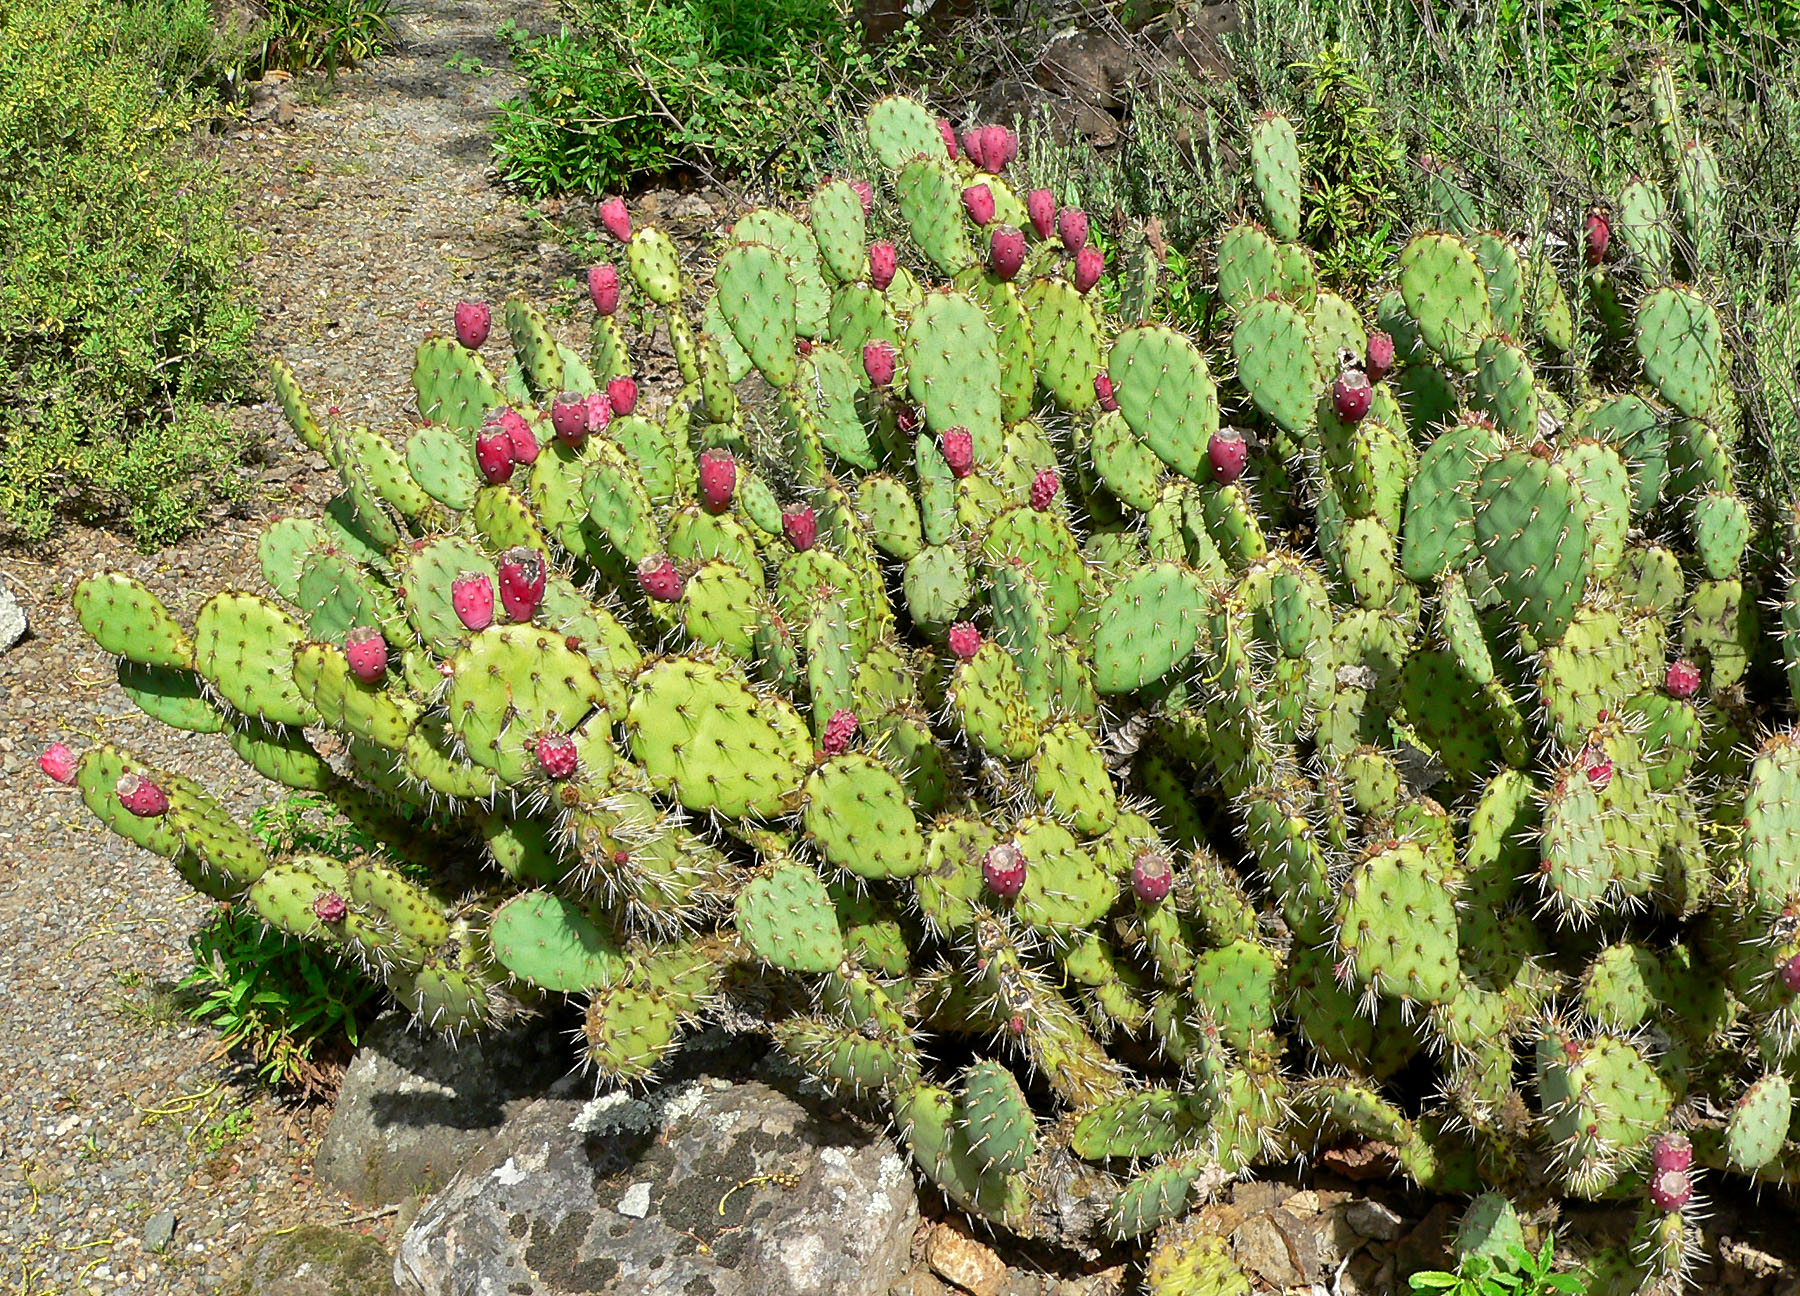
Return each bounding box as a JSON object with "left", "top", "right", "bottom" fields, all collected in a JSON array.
[
  {"left": 343, "top": 626, "right": 389, "bottom": 684},
  {"left": 938, "top": 118, "right": 958, "bottom": 158},
  {"left": 820, "top": 708, "right": 859, "bottom": 756},
  {"left": 1665, "top": 658, "right": 1701, "bottom": 699},
  {"left": 635, "top": 555, "right": 684, "bottom": 603},
  {"left": 600, "top": 197, "right": 632, "bottom": 242},
  {"left": 988, "top": 125, "right": 1018, "bottom": 172},
  {"left": 1365, "top": 330, "right": 1396, "bottom": 382},
  {"left": 1029, "top": 468, "right": 1060, "bottom": 512},
  {"left": 698, "top": 449, "right": 737, "bottom": 512},
  {"left": 1781, "top": 952, "right": 1800, "bottom": 993},
  {"left": 1585, "top": 209, "right": 1610, "bottom": 267},
  {"left": 551, "top": 391, "right": 589, "bottom": 446},
  {"left": 894, "top": 404, "right": 920, "bottom": 435},
  {"left": 39, "top": 742, "right": 78, "bottom": 785},
  {"left": 536, "top": 732, "right": 579, "bottom": 780},
  {"left": 796, "top": 337, "right": 813, "bottom": 356},
  {"left": 312, "top": 891, "right": 349, "bottom": 923},
  {"left": 850, "top": 179, "right": 874, "bottom": 215},
  {"left": 1651, "top": 1132, "right": 1693, "bottom": 1173},
  {"left": 1132, "top": 849, "right": 1174, "bottom": 904},
  {"left": 982, "top": 841, "right": 1027, "bottom": 899},
  {"left": 962, "top": 183, "right": 996, "bottom": 228},
  {"left": 1057, "top": 206, "right": 1089, "bottom": 252},
  {"left": 452, "top": 571, "right": 495, "bottom": 631},
  {"left": 115, "top": 772, "right": 169, "bottom": 818},
  {"left": 1334, "top": 369, "right": 1373, "bottom": 422},
  {"left": 500, "top": 407, "right": 539, "bottom": 465},
  {"left": 961, "top": 129, "right": 986, "bottom": 170},
  {"left": 868, "top": 241, "right": 898, "bottom": 291},
  {"left": 1581, "top": 743, "right": 1613, "bottom": 790},
  {"left": 862, "top": 341, "right": 897, "bottom": 388},
  {"left": 497, "top": 546, "right": 547, "bottom": 622},
  {"left": 1026, "top": 189, "right": 1055, "bottom": 239},
  {"left": 782, "top": 505, "right": 818, "bottom": 551},
  {"left": 1072, "top": 246, "right": 1104, "bottom": 294},
  {"left": 588, "top": 263, "right": 621, "bottom": 315},
  {"left": 454, "top": 300, "right": 491, "bottom": 350},
  {"left": 1649, "top": 1168, "right": 1691, "bottom": 1213},
  {"left": 940, "top": 428, "right": 975, "bottom": 478},
  {"left": 475, "top": 423, "right": 515, "bottom": 485},
  {"left": 1094, "top": 372, "right": 1118, "bottom": 411},
  {"left": 585, "top": 390, "right": 612, "bottom": 432},
  {"left": 947, "top": 621, "right": 981, "bottom": 660},
  {"left": 988, "top": 225, "right": 1026, "bottom": 281},
  {"left": 1208, "top": 426, "right": 1248, "bottom": 484},
  {"left": 607, "top": 376, "right": 638, "bottom": 417}
]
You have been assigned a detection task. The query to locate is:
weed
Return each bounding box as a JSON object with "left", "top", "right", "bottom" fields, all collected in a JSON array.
[{"left": 1409, "top": 1238, "right": 1583, "bottom": 1296}]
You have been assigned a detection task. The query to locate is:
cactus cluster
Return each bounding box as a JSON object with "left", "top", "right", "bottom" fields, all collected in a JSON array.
[{"left": 49, "top": 80, "right": 1800, "bottom": 1288}]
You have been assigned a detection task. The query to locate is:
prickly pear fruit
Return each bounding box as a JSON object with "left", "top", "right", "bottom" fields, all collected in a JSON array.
[
  {"left": 344, "top": 626, "right": 388, "bottom": 684},
  {"left": 863, "top": 341, "right": 898, "bottom": 388},
  {"left": 600, "top": 197, "right": 632, "bottom": 242},
  {"left": 941, "top": 429, "right": 975, "bottom": 478},
  {"left": 1781, "top": 953, "right": 1800, "bottom": 994},
  {"left": 115, "top": 772, "right": 169, "bottom": 818},
  {"left": 636, "top": 556, "right": 684, "bottom": 603},
  {"left": 452, "top": 572, "right": 495, "bottom": 631},
  {"left": 1334, "top": 370, "right": 1373, "bottom": 423},
  {"left": 1133, "top": 849, "right": 1173, "bottom": 903},
  {"left": 497, "top": 547, "right": 547, "bottom": 623},
  {"left": 983, "top": 841, "right": 1027, "bottom": 899},
  {"left": 585, "top": 391, "right": 612, "bottom": 432},
  {"left": 552, "top": 391, "right": 589, "bottom": 446},
  {"left": 1209, "top": 427, "right": 1248, "bottom": 485},
  {"left": 1651, "top": 1132, "right": 1693, "bottom": 1173},
  {"left": 537, "top": 732, "right": 579, "bottom": 780},
  {"left": 869, "top": 242, "right": 898, "bottom": 291},
  {"left": 783, "top": 506, "right": 818, "bottom": 552},
  {"left": 895, "top": 404, "right": 920, "bottom": 435},
  {"left": 1029, "top": 468, "right": 1060, "bottom": 512},
  {"left": 1665, "top": 659, "right": 1701, "bottom": 699},
  {"left": 1581, "top": 743, "right": 1614, "bottom": 790},
  {"left": 499, "top": 407, "right": 539, "bottom": 465},
  {"left": 961, "top": 129, "right": 985, "bottom": 169},
  {"left": 1057, "top": 207, "right": 1089, "bottom": 252},
  {"left": 962, "top": 184, "right": 996, "bottom": 227},
  {"left": 948, "top": 622, "right": 981, "bottom": 660},
  {"left": 1585, "top": 210, "right": 1610, "bottom": 267},
  {"left": 821, "top": 709, "right": 859, "bottom": 756},
  {"left": 588, "top": 263, "right": 620, "bottom": 315},
  {"left": 939, "top": 119, "right": 958, "bottom": 159},
  {"left": 1073, "top": 246, "right": 1104, "bottom": 294},
  {"left": 475, "top": 420, "right": 515, "bottom": 485},
  {"left": 1366, "top": 330, "right": 1396, "bottom": 382},
  {"left": 971, "top": 124, "right": 1016, "bottom": 173},
  {"left": 1027, "top": 189, "right": 1055, "bottom": 240},
  {"left": 1649, "top": 1168, "right": 1691, "bottom": 1212},
  {"left": 699, "top": 449, "right": 737, "bottom": 513},
  {"left": 988, "top": 225, "right": 1026, "bottom": 281},
  {"left": 312, "top": 891, "right": 349, "bottom": 923},
  {"left": 39, "top": 743, "right": 77, "bottom": 785},
  {"left": 1094, "top": 372, "right": 1118, "bottom": 412},
  {"left": 454, "top": 300, "right": 490, "bottom": 350},
  {"left": 850, "top": 178, "right": 874, "bottom": 214},
  {"left": 607, "top": 376, "right": 638, "bottom": 417}
]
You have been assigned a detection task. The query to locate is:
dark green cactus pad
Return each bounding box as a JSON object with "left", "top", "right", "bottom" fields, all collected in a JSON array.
[
  {"left": 1109, "top": 325, "right": 1220, "bottom": 482},
  {"left": 1232, "top": 297, "right": 1319, "bottom": 435},
  {"left": 412, "top": 336, "right": 503, "bottom": 429},
  {"left": 1635, "top": 285, "right": 1723, "bottom": 420},
  {"left": 1091, "top": 562, "right": 1208, "bottom": 694},
  {"left": 1473, "top": 450, "right": 1592, "bottom": 646},
  {"left": 905, "top": 291, "right": 1005, "bottom": 459},
  {"left": 1021, "top": 278, "right": 1103, "bottom": 411},
  {"left": 488, "top": 891, "right": 628, "bottom": 992},
  {"left": 1399, "top": 415, "right": 1502, "bottom": 582},
  {"left": 896, "top": 157, "right": 975, "bottom": 275}
]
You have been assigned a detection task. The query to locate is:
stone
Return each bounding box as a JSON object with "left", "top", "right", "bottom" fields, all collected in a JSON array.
[
  {"left": 144, "top": 1209, "right": 177, "bottom": 1253},
  {"left": 223, "top": 1225, "right": 393, "bottom": 1296},
  {"left": 316, "top": 1011, "right": 570, "bottom": 1206},
  {"left": 1034, "top": 30, "right": 1135, "bottom": 110},
  {"left": 1232, "top": 1213, "right": 1301, "bottom": 1289},
  {"left": 1346, "top": 1199, "right": 1406, "bottom": 1242},
  {"left": 395, "top": 1077, "right": 918, "bottom": 1296},
  {"left": 890, "top": 1274, "right": 953, "bottom": 1296},
  {"left": 925, "top": 1220, "right": 1008, "bottom": 1296},
  {"left": 0, "top": 581, "right": 26, "bottom": 654}
]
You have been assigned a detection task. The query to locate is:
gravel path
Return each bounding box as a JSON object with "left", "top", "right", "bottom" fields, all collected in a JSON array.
[{"left": 0, "top": 1, "right": 560, "bottom": 1288}]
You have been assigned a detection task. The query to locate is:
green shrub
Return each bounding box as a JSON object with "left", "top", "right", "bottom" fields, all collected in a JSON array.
[{"left": 253, "top": 0, "right": 396, "bottom": 78}]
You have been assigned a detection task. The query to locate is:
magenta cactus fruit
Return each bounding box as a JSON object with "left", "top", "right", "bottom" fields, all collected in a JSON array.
[
  {"left": 497, "top": 547, "right": 547, "bottom": 623},
  {"left": 1665, "top": 658, "right": 1702, "bottom": 699},
  {"left": 868, "top": 241, "right": 898, "bottom": 291},
  {"left": 938, "top": 118, "right": 958, "bottom": 158},
  {"left": 962, "top": 183, "right": 996, "bottom": 227},
  {"left": 1094, "top": 372, "right": 1118, "bottom": 412},
  {"left": 114, "top": 772, "right": 169, "bottom": 818},
  {"left": 941, "top": 428, "right": 975, "bottom": 479},
  {"left": 452, "top": 571, "right": 495, "bottom": 631},
  {"left": 863, "top": 340, "right": 898, "bottom": 388},
  {"left": 585, "top": 390, "right": 612, "bottom": 432},
  {"left": 607, "top": 376, "right": 638, "bottom": 417},
  {"left": 982, "top": 841, "right": 1027, "bottom": 900},
  {"left": 600, "top": 197, "right": 632, "bottom": 242},
  {"left": 967, "top": 124, "right": 1015, "bottom": 173},
  {"left": 1649, "top": 1167, "right": 1691, "bottom": 1213},
  {"left": 1026, "top": 189, "right": 1055, "bottom": 240},
  {"left": 894, "top": 404, "right": 920, "bottom": 435},
  {"left": 1057, "top": 206, "right": 1089, "bottom": 252},
  {"left": 698, "top": 449, "right": 737, "bottom": 513},
  {"left": 551, "top": 391, "right": 589, "bottom": 445},
  {"left": 588, "top": 263, "right": 621, "bottom": 315},
  {"left": 850, "top": 179, "right": 874, "bottom": 215},
  {"left": 1581, "top": 743, "right": 1614, "bottom": 791},
  {"left": 960, "top": 129, "right": 985, "bottom": 169},
  {"left": 1132, "top": 849, "right": 1174, "bottom": 904},
  {"left": 536, "top": 732, "right": 579, "bottom": 780},
  {"left": 1585, "top": 209, "right": 1610, "bottom": 267},
  {"left": 1029, "top": 468, "right": 1060, "bottom": 512},
  {"left": 947, "top": 621, "right": 981, "bottom": 661},
  {"left": 635, "top": 555, "right": 684, "bottom": 603},
  {"left": 988, "top": 225, "right": 1026, "bottom": 281},
  {"left": 1781, "top": 952, "right": 1800, "bottom": 993},
  {"left": 499, "top": 407, "right": 539, "bottom": 465},
  {"left": 474, "top": 423, "right": 515, "bottom": 485},
  {"left": 1208, "top": 426, "right": 1248, "bottom": 485},
  {"left": 820, "top": 708, "right": 859, "bottom": 757},
  {"left": 1365, "top": 330, "right": 1396, "bottom": 382},
  {"left": 782, "top": 506, "right": 817, "bottom": 552},
  {"left": 1073, "top": 246, "right": 1104, "bottom": 294},
  {"left": 312, "top": 892, "right": 349, "bottom": 924},
  {"left": 454, "top": 300, "right": 491, "bottom": 350},
  {"left": 1651, "top": 1132, "right": 1693, "bottom": 1173},
  {"left": 1333, "top": 369, "right": 1373, "bottom": 422},
  {"left": 39, "top": 743, "right": 78, "bottom": 786},
  {"left": 343, "top": 626, "right": 388, "bottom": 684}
]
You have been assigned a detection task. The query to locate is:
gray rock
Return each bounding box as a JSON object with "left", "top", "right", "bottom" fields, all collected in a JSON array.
[
  {"left": 316, "top": 1011, "right": 570, "bottom": 1206},
  {"left": 0, "top": 582, "right": 26, "bottom": 654},
  {"left": 395, "top": 1077, "right": 918, "bottom": 1296},
  {"left": 145, "top": 1209, "right": 177, "bottom": 1253},
  {"left": 1346, "top": 1199, "right": 1406, "bottom": 1242},
  {"left": 223, "top": 1225, "right": 393, "bottom": 1296}
]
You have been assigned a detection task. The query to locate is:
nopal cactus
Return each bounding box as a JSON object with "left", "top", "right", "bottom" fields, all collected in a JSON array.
[{"left": 51, "top": 81, "right": 1800, "bottom": 1284}]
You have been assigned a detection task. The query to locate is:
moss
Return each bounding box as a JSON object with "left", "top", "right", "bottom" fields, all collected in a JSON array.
[{"left": 223, "top": 1225, "right": 391, "bottom": 1296}]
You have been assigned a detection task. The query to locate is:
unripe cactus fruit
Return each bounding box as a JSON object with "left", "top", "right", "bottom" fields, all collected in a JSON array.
[
  {"left": 607, "top": 376, "right": 638, "bottom": 417},
  {"left": 988, "top": 225, "right": 1026, "bottom": 281},
  {"left": 1651, "top": 1132, "right": 1693, "bottom": 1172},
  {"left": 1073, "top": 246, "right": 1104, "bottom": 294},
  {"left": 1365, "top": 330, "right": 1396, "bottom": 382},
  {"left": 1334, "top": 369, "right": 1373, "bottom": 422},
  {"left": 115, "top": 773, "right": 169, "bottom": 818},
  {"left": 820, "top": 709, "right": 859, "bottom": 756},
  {"left": 850, "top": 179, "right": 874, "bottom": 214},
  {"left": 1581, "top": 743, "right": 1614, "bottom": 790},
  {"left": 475, "top": 421, "right": 515, "bottom": 485},
  {"left": 1132, "top": 849, "right": 1174, "bottom": 903},
  {"left": 863, "top": 341, "right": 898, "bottom": 388},
  {"left": 1585, "top": 209, "right": 1610, "bottom": 267},
  {"left": 1665, "top": 659, "right": 1701, "bottom": 699},
  {"left": 948, "top": 622, "right": 981, "bottom": 660},
  {"left": 698, "top": 449, "right": 737, "bottom": 513},
  {"left": 1029, "top": 468, "right": 1060, "bottom": 512},
  {"left": 1057, "top": 207, "right": 1089, "bottom": 252},
  {"left": 983, "top": 841, "right": 1027, "bottom": 899},
  {"left": 600, "top": 197, "right": 632, "bottom": 242},
  {"left": 588, "top": 263, "right": 620, "bottom": 315},
  {"left": 1649, "top": 1167, "right": 1691, "bottom": 1212},
  {"left": 313, "top": 892, "right": 349, "bottom": 923},
  {"left": 962, "top": 184, "right": 996, "bottom": 227},
  {"left": 454, "top": 300, "right": 490, "bottom": 350},
  {"left": 1781, "top": 953, "right": 1800, "bottom": 994},
  {"left": 551, "top": 391, "right": 589, "bottom": 445},
  {"left": 869, "top": 241, "right": 898, "bottom": 291},
  {"left": 452, "top": 571, "right": 495, "bottom": 631},
  {"left": 782, "top": 506, "right": 818, "bottom": 552},
  {"left": 1027, "top": 189, "right": 1055, "bottom": 240},
  {"left": 344, "top": 626, "right": 388, "bottom": 684},
  {"left": 585, "top": 391, "right": 612, "bottom": 432},
  {"left": 635, "top": 556, "right": 684, "bottom": 603},
  {"left": 1094, "top": 372, "right": 1118, "bottom": 411},
  {"left": 39, "top": 743, "right": 77, "bottom": 785},
  {"left": 497, "top": 547, "right": 547, "bottom": 622},
  {"left": 1209, "top": 426, "right": 1248, "bottom": 484},
  {"left": 941, "top": 428, "right": 975, "bottom": 478},
  {"left": 499, "top": 407, "right": 539, "bottom": 465},
  {"left": 938, "top": 118, "right": 958, "bottom": 158},
  {"left": 536, "top": 732, "right": 579, "bottom": 780}
]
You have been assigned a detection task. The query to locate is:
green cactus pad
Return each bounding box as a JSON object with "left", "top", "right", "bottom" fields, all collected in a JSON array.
[
  {"left": 1472, "top": 450, "right": 1592, "bottom": 646},
  {"left": 74, "top": 573, "right": 195, "bottom": 670},
  {"left": 488, "top": 891, "right": 627, "bottom": 992},
  {"left": 1334, "top": 839, "right": 1460, "bottom": 1005},
  {"left": 1109, "top": 325, "right": 1220, "bottom": 481},
  {"left": 736, "top": 863, "right": 844, "bottom": 973},
  {"left": 803, "top": 753, "right": 927, "bottom": 879},
  {"left": 1635, "top": 285, "right": 1723, "bottom": 420}
]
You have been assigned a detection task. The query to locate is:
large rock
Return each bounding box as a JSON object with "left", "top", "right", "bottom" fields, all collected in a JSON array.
[
  {"left": 224, "top": 1225, "right": 394, "bottom": 1296},
  {"left": 0, "top": 580, "right": 25, "bottom": 654},
  {"left": 394, "top": 1075, "right": 919, "bottom": 1296},
  {"left": 316, "top": 1012, "right": 571, "bottom": 1206}
]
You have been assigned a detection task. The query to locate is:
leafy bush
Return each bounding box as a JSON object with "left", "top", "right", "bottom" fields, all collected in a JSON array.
[{"left": 253, "top": 0, "right": 395, "bottom": 78}]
